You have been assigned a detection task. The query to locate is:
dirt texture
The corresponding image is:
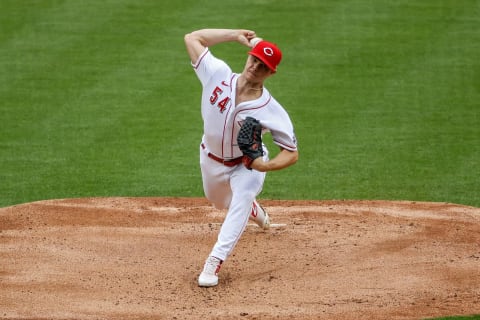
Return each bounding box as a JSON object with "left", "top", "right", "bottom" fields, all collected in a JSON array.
[{"left": 1, "top": 197, "right": 479, "bottom": 320}]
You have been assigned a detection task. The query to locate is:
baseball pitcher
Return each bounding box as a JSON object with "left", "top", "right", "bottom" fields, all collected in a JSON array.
[{"left": 184, "top": 28, "right": 299, "bottom": 287}]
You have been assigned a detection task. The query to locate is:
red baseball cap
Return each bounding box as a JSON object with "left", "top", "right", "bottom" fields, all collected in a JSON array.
[{"left": 248, "top": 40, "right": 282, "bottom": 72}]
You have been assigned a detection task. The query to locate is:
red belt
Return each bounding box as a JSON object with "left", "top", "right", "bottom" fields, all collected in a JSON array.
[{"left": 201, "top": 143, "right": 243, "bottom": 167}]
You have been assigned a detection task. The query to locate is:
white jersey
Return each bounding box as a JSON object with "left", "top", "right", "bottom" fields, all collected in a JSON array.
[{"left": 192, "top": 48, "right": 297, "bottom": 160}]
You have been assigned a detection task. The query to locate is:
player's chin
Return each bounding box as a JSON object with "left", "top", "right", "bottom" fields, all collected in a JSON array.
[{"left": 246, "top": 70, "right": 258, "bottom": 79}]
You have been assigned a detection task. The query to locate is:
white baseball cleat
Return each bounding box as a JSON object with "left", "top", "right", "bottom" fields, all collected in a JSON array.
[
  {"left": 250, "top": 200, "right": 270, "bottom": 230},
  {"left": 198, "top": 256, "right": 223, "bottom": 287}
]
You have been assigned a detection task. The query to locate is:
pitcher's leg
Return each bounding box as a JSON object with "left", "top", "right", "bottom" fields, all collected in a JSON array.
[
  {"left": 199, "top": 159, "right": 266, "bottom": 287},
  {"left": 209, "top": 168, "right": 266, "bottom": 260},
  {"left": 209, "top": 194, "right": 252, "bottom": 261},
  {"left": 199, "top": 144, "right": 231, "bottom": 210}
]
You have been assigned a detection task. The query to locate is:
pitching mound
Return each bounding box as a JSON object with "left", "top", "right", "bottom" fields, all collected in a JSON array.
[{"left": 1, "top": 197, "right": 479, "bottom": 319}]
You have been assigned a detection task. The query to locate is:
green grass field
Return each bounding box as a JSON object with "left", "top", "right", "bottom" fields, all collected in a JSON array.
[
  {"left": 1, "top": 0, "right": 478, "bottom": 209},
  {"left": 0, "top": 1, "right": 479, "bottom": 318}
]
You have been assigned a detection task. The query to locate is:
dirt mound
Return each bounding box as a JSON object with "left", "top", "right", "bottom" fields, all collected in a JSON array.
[{"left": 1, "top": 197, "right": 479, "bottom": 319}]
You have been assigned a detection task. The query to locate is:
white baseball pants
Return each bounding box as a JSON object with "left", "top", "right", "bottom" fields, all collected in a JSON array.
[{"left": 199, "top": 142, "right": 268, "bottom": 261}]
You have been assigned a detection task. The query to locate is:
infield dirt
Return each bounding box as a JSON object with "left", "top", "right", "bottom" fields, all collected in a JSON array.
[{"left": 1, "top": 197, "right": 479, "bottom": 319}]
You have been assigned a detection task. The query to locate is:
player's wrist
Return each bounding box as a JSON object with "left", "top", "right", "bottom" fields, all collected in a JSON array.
[{"left": 250, "top": 158, "right": 268, "bottom": 172}]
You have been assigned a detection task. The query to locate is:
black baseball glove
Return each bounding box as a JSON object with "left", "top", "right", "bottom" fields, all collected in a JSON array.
[{"left": 237, "top": 117, "right": 263, "bottom": 170}]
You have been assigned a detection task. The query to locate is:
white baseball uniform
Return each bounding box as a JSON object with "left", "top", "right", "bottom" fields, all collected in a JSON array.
[{"left": 192, "top": 48, "right": 297, "bottom": 261}]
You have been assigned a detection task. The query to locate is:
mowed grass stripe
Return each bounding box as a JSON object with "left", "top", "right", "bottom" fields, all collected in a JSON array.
[
  {"left": 0, "top": 1, "right": 197, "bottom": 203},
  {"left": 273, "top": 1, "right": 479, "bottom": 204},
  {"left": 412, "top": 5, "right": 479, "bottom": 203},
  {"left": 345, "top": 3, "right": 480, "bottom": 203},
  {"left": 0, "top": 1, "right": 478, "bottom": 207}
]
